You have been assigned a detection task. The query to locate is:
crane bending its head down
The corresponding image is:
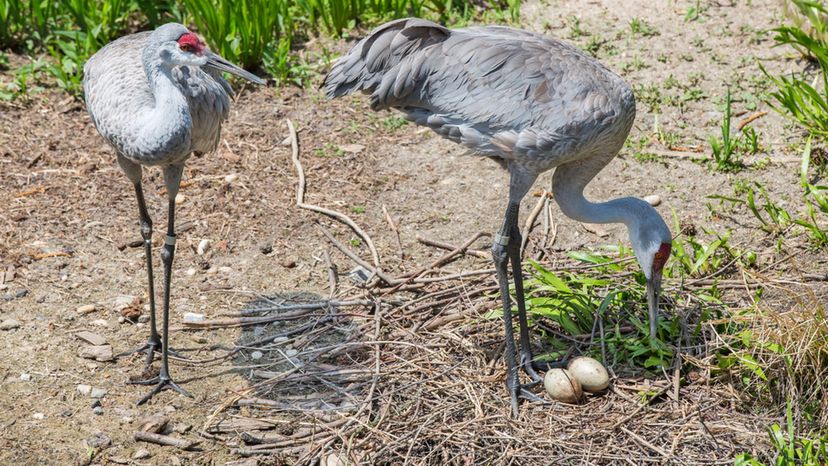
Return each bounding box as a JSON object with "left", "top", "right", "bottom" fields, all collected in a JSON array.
[{"left": 323, "top": 18, "right": 673, "bottom": 415}]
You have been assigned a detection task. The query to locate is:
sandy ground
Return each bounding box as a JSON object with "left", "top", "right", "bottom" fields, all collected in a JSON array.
[{"left": 1, "top": 0, "right": 827, "bottom": 464}]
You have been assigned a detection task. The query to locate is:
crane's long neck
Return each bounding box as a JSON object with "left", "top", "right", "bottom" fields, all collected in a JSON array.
[
  {"left": 124, "top": 46, "right": 191, "bottom": 160},
  {"left": 551, "top": 153, "right": 654, "bottom": 230}
]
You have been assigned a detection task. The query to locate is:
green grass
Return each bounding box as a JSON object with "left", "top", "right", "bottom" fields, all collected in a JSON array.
[{"left": 0, "top": 0, "right": 522, "bottom": 100}]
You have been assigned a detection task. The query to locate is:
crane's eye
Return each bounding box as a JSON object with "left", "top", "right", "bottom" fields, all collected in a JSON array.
[{"left": 180, "top": 43, "right": 192, "bottom": 52}]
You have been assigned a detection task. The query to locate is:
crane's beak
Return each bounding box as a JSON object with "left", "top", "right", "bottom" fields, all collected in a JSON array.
[
  {"left": 205, "top": 52, "right": 266, "bottom": 85},
  {"left": 646, "top": 271, "right": 663, "bottom": 340}
]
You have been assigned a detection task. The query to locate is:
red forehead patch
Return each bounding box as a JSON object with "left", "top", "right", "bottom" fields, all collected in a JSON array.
[
  {"left": 177, "top": 32, "right": 203, "bottom": 53},
  {"left": 653, "top": 243, "right": 671, "bottom": 272}
]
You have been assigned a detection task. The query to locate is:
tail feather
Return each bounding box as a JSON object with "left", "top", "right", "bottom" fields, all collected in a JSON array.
[{"left": 322, "top": 18, "right": 449, "bottom": 107}]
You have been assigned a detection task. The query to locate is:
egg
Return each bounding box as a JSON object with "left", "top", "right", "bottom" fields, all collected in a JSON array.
[
  {"left": 543, "top": 368, "right": 583, "bottom": 404},
  {"left": 567, "top": 356, "right": 610, "bottom": 392}
]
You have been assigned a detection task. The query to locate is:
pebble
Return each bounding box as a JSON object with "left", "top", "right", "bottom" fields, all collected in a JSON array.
[
  {"left": 75, "top": 330, "right": 107, "bottom": 346},
  {"left": 175, "top": 193, "right": 185, "bottom": 205},
  {"left": 32, "top": 412, "right": 45, "bottom": 420},
  {"left": 250, "top": 351, "right": 263, "bottom": 360},
  {"left": 91, "top": 388, "right": 107, "bottom": 399},
  {"left": 0, "top": 319, "right": 21, "bottom": 330},
  {"left": 114, "top": 295, "right": 136, "bottom": 310},
  {"left": 259, "top": 243, "right": 273, "bottom": 255},
  {"left": 85, "top": 432, "right": 111, "bottom": 449},
  {"left": 138, "top": 315, "right": 150, "bottom": 323},
  {"left": 133, "top": 449, "right": 151, "bottom": 460},
  {"left": 644, "top": 194, "right": 662, "bottom": 207},
  {"left": 76, "top": 304, "right": 97, "bottom": 314},
  {"left": 197, "top": 239, "right": 210, "bottom": 256},
  {"left": 91, "top": 318, "right": 109, "bottom": 327},
  {"left": 186, "top": 267, "right": 197, "bottom": 277},
  {"left": 91, "top": 399, "right": 101, "bottom": 408},
  {"left": 285, "top": 349, "right": 298, "bottom": 357},
  {"left": 77, "top": 384, "right": 92, "bottom": 396},
  {"left": 93, "top": 406, "right": 104, "bottom": 415},
  {"left": 78, "top": 345, "right": 114, "bottom": 362},
  {"left": 20, "top": 373, "right": 31, "bottom": 381},
  {"left": 183, "top": 312, "right": 205, "bottom": 323},
  {"left": 172, "top": 423, "right": 192, "bottom": 434},
  {"left": 224, "top": 173, "right": 239, "bottom": 183},
  {"left": 218, "top": 266, "right": 233, "bottom": 274},
  {"left": 15, "top": 289, "right": 28, "bottom": 298}
]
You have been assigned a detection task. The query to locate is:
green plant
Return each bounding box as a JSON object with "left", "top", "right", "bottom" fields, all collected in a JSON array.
[
  {"left": 629, "top": 17, "right": 658, "bottom": 37},
  {"left": 182, "top": 0, "right": 293, "bottom": 70},
  {"left": 764, "top": 0, "right": 828, "bottom": 137},
  {"left": 709, "top": 87, "right": 745, "bottom": 171}
]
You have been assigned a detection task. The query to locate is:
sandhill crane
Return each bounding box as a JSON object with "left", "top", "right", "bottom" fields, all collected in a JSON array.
[
  {"left": 83, "top": 23, "right": 265, "bottom": 404},
  {"left": 323, "top": 18, "right": 672, "bottom": 416}
]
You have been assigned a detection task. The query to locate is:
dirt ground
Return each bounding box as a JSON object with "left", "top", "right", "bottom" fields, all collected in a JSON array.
[{"left": 1, "top": 0, "right": 827, "bottom": 464}]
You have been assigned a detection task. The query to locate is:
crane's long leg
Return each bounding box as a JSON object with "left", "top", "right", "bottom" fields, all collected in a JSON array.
[
  {"left": 493, "top": 167, "right": 545, "bottom": 417},
  {"left": 115, "top": 182, "right": 162, "bottom": 367},
  {"left": 135, "top": 165, "right": 192, "bottom": 405}
]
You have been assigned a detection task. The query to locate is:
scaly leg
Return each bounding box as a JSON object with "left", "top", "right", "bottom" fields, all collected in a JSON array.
[
  {"left": 116, "top": 183, "right": 161, "bottom": 367},
  {"left": 135, "top": 165, "right": 192, "bottom": 405},
  {"left": 493, "top": 167, "right": 546, "bottom": 417}
]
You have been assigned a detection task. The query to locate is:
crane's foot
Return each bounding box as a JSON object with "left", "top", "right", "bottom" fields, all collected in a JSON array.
[
  {"left": 134, "top": 374, "right": 193, "bottom": 405},
  {"left": 506, "top": 372, "right": 551, "bottom": 418}
]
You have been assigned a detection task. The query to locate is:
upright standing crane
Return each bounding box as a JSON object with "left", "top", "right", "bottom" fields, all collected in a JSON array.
[
  {"left": 83, "top": 23, "right": 265, "bottom": 404},
  {"left": 324, "top": 18, "right": 672, "bottom": 416}
]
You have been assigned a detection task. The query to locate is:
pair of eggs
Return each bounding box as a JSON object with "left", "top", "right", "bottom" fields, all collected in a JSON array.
[{"left": 543, "top": 356, "right": 609, "bottom": 403}]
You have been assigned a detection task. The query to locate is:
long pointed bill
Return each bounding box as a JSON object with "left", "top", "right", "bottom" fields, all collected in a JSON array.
[
  {"left": 205, "top": 52, "right": 266, "bottom": 85},
  {"left": 646, "top": 272, "right": 663, "bottom": 340}
]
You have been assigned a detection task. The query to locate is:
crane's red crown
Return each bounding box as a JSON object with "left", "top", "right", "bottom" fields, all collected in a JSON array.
[
  {"left": 177, "top": 32, "right": 204, "bottom": 55},
  {"left": 653, "top": 242, "right": 671, "bottom": 273}
]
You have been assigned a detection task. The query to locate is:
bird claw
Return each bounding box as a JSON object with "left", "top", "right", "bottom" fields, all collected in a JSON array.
[
  {"left": 117, "top": 340, "right": 189, "bottom": 369},
  {"left": 136, "top": 376, "right": 192, "bottom": 405}
]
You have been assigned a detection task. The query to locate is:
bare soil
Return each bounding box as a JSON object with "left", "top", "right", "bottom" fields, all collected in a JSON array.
[{"left": 1, "top": 0, "right": 827, "bottom": 464}]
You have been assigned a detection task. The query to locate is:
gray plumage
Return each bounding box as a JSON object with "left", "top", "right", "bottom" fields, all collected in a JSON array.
[
  {"left": 324, "top": 18, "right": 672, "bottom": 416},
  {"left": 84, "top": 23, "right": 232, "bottom": 168},
  {"left": 82, "top": 23, "right": 264, "bottom": 405}
]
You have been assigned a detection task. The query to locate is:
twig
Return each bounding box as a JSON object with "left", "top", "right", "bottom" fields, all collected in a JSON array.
[
  {"left": 385, "top": 232, "right": 490, "bottom": 293},
  {"left": 133, "top": 431, "right": 200, "bottom": 450},
  {"left": 416, "top": 236, "right": 488, "bottom": 259},
  {"left": 620, "top": 427, "right": 669, "bottom": 458},
  {"left": 287, "top": 119, "right": 380, "bottom": 268},
  {"left": 316, "top": 223, "right": 396, "bottom": 286},
  {"left": 383, "top": 204, "right": 405, "bottom": 260},
  {"left": 736, "top": 111, "right": 768, "bottom": 131},
  {"left": 521, "top": 190, "right": 548, "bottom": 256},
  {"left": 323, "top": 250, "right": 338, "bottom": 299}
]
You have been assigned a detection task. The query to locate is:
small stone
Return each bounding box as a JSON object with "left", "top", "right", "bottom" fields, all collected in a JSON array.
[
  {"left": 138, "top": 415, "right": 169, "bottom": 433},
  {"left": 137, "top": 315, "right": 150, "bottom": 323},
  {"left": 20, "top": 373, "right": 31, "bottom": 381},
  {"left": 32, "top": 412, "right": 45, "bottom": 420},
  {"left": 114, "top": 295, "right": 137, "bottom": 310},
  {"left": 186, "top": 268, "right": 196, "bottom": 277},
  {"left": 78, "top": 345, "right": 114, "bottom": 362},
  {"left": 90, "top": 318, "right": 109, "bottom": 327},
  {"left": 339, "top": 143, "right": 365, "bottom": 153},
  {"left": 175, "top": 193, "right": 185, "bottom": 205},
  {"left": 0, "top": 319, "right": 21, "bottom": 330},
  {"left": 91, "top": 399, "right": 102, "bottom": 408},
  {"left": 285, "top": 349, "right": 298, "bottom": 357},
  {"left": 218, "top": 266, "right": 233, "bottom": 274},
  {"left": 250, "top": 351, "right": 263, "bottom": 360},
  {"left": 197, "top": 239, "right": 210, "bottom": 256},
  {"left": 224, "top": 173, "right": 239, "bottom": 183},
  {"left": 133, "top": 449, "right": 151, "bottom": 460},
  {"left": 75, "top": 330, "right": 107, "bottom": 346},
  {"left": 172, "top": 423, "right": 192, "bottom": 434},
  {"left": 76, "top": 304, "right": 97, "bottom": 314},
  {"left": 15, "top": 289, "right": 28, "bottom": 298},
  {"left": 644, "top": 194, "right": 662, "bottom": 207},
  {"left": 118, "top": 316, "right": 126, "bottom": 324},
  {"left": 77, "top": 384, "right": 92, "bottom": 396},
  {"left": 259, "top": 243, "right": 273, "bottom": 255},
  {"left": 280, "top": 260, "right": 296, "bottom": 269},
  {"left": 183, "top": 312, "right": 205, "bottom": 323},
  {"left": 85, "top": 432, "right": 111, "bottom": 449},
  {"left": 91, "top": 388, "right": 107, "bottom": 399},
  {"left": 93, "top": 406, "right": 104, "bottom": 415}
]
